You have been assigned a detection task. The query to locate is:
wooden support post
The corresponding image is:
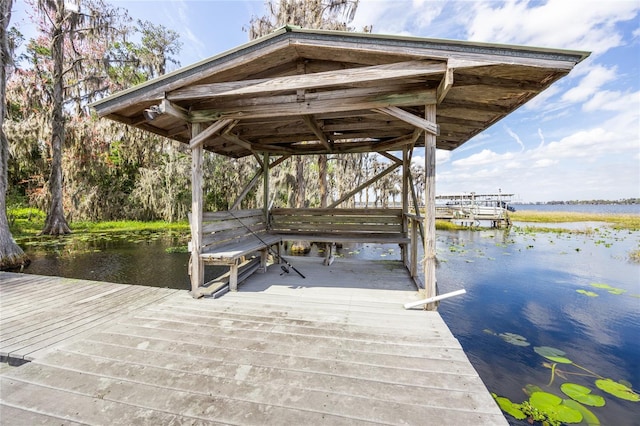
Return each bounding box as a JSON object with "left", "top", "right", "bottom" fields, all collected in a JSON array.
[
  {"left": 263, "top": 152, "right": 270, "bottom": 219},
  {"left": 401, "top": 147, "right": 410, "bottom": 264},
  {"left": 229, "top": 262, "right": 239, "bottom": 292},
  {"left": 411, "top": 217, "right": 418, "bottom": 279},
  {"left": 190, "top": 123, "right": 205, "bottom": 294},
  {"left": 423, "top": 104, "right": 437, "bottom": 309}
]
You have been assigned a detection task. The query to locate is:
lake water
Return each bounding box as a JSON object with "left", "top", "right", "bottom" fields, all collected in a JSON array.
[
  {"left": 434, "top": 226, "right": 640, "bottom": 426},
  {"left": 512, "top": 203, "right": 640, "bottom": 215},
  {"left": 8, "top": 208, "right": 640, "bottom": 425}
]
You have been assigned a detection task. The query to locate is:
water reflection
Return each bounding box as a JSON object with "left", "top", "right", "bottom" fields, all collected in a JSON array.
[{"left": 436, "top": 226, "right": 640, "bottom": 425}]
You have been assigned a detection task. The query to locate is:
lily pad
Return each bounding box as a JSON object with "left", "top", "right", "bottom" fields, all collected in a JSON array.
[
  {"left": 534, "top": 346, "right": 573, "bottom": 364},
  {"left": 499, "top": 332, "right": 530, "bottom": 347},
  {"left": 529, "top": 392, "right": 583, "bottom": 424},
  {"left": 492, "top": 394, "right": 526, "bottom": 420},
  {"left": 595, "top": 379, "right": 640, "bottom": 402},
  {"left": 577, "top": 289, "right": 599, "bottom": 297},
  {"left": 590, "top": 283, "right": 627, "bottom": 295},
  {"left": 561, "top": 383, "right": 605, "bottom": 407},
  {"left": 562, "top": 399, "right": 601, "bottom": 426}
]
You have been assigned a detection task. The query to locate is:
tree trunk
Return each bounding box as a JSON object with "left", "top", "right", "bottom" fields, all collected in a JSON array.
[
  {"left": 41, "top": 2, "right": 71, "bottom": 235},
  {"left": 294, "top": 156, "right": 305, "bottom": 208},
  {"left": 318, "top": 154, "right": 327, "bottom": 208},
  {"left": 0, "top": 0, "right": 29, "bottom": 269}
]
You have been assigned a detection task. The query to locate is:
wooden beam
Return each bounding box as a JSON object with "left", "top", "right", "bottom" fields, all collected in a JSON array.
[
  {"left": 301, "top": 115, "right": 332, "bottom": 151},
  {"left": 374, "top": 106, "right": 439, "bottom": 136},
  {"left": 167, "top": 60, "right": 446, "bottom": 101},
  {"left": 221, "top": 132, "right": 254, "bottom": 152},
  {"left": 328, "top": 162, "right": 401, "bottom": 208},
  {"left": 230, "top": 154, "right": 291, "bottom": 210},
  {"left": 437, "top": 68, "right": 454, "bottom": 104},
  {"left": 190, "top": 123, "right": 204, "bottom": 294},
  {"left": 159, "top": 99, "right": 190, "bottom": 122},
  {"left": 190, "top": 89, "right": 437, "bottom": 122},
  {"left": 189, "top": 118, "right": 236, "bottom": 149},
  {"left": 374, "top": 130, "right": 423, "bottom": 153},
  {"left": 378, "top": 151, "right": 402, "bottom": 165},
  {"left": 423, "top": 104, "right": 437, "bottom": 310}
]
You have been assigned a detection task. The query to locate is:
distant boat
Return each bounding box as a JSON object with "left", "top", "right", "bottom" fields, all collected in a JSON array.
[{"left": 436, "top": 192, "right": 515, "bottom": 225}]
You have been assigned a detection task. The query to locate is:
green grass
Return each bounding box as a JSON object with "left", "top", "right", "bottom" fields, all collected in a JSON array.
[
  {"left": 8, "top": 206, "right": 190, "bottom": 246},
  {"left": 511, "top": 211, "right": 640, "bottom": 231}
]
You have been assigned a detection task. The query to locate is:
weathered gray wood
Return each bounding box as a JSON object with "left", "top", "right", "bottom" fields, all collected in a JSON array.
[
  {"left": 189, "top": 118, "right": 236, "bottom": 148},
  {"left": 0, "top": 269, "right": 507, "bottom": 425},
  {"left": 190, "top": 124, "right": 204, "bottom": 292},
  {"left": 424, "top": 103, "right": 438, "bottom": 307},
  {"left": 374, "top": 106, "right": 439, "bottom": 135},
  {"left": 190, "top": 88, "right": 437, "bottom": 123},
  {"left": 328, "top": 161, "right": 402, "bottom": 208},
  {"left": 168, "top": 60, "right": 446, "bottom": 101}
]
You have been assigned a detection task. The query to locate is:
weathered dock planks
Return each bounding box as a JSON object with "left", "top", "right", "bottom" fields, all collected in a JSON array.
[{"left": 0, "top": 261, "right": 507, "bottom": 425}]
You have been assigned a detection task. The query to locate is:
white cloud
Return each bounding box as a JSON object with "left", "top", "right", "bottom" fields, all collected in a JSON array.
[
  {"left": 505, "top": 126, "right": 525, "bottom": 151},
  {"left": 452, "top": 149, "right": 515, "bottom": 168},
  {"left": 562, "top": 65, "right": 618, "bottom": 103},
  {"left": 466, "top": 0, "right": 639, "bottom": 55}
]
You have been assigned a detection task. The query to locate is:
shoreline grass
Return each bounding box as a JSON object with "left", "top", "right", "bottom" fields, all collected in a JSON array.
[
  {"left": 8, "top": 207, "right": 640, "bottom": 238},
  {"left": 510, "top": 210, "right": 640, "bottom": 231}
]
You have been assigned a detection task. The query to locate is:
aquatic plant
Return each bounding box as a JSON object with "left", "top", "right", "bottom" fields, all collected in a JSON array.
[
  {"left": 590, "top": 283, "right": 626, "bottom": 295},
  {"left": 493, "top": 342, "right": 638, "bottom": 425},
  {"left": 561, "top": 383, "right": 605, "bottom": 407},
  {"left": 576, "top": 289, "right": 599, "bottom": 297}
]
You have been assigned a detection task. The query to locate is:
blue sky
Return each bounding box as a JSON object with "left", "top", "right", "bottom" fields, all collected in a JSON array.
[{"left": 12, "top": 0, "right": 640, "bottom": 202}]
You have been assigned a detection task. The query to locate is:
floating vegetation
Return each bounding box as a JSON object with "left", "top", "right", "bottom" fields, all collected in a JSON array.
[
  {"left": 165, "top": 246, "right": 188, "bottom": 253},
  {"left": 595, "top": 379, "right": 640, "bottom": 402},
  {"left": 534, "top": 346, "right": 573, "bottom": 364},
  {"left": 499, "top": 332, "right": 530, "bottom": 346},
  {"left": 492, "top": 394, "right": 526, "bottom": 420},
  {"left": 590, "top": 283, "right": 627, "bottom": 295},
  {"left": 529, "top": 391, "right": 583, "bottom": 424},
  {"left": 484, "top": 329, "right": 531, "bottom": 346},
  {"left": 577, "top": 289, "right": 599, "bottom": 297},
  {"left": 561, "top": 383, "right": 606, "bottom": 407},
  {"left": 494, "top": 341, "right": 639, "bottom": 425}
]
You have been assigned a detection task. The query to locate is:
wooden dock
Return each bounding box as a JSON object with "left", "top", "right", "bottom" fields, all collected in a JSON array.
[{"left": 0, "top": 260, "right": 507, "bottom": 425}]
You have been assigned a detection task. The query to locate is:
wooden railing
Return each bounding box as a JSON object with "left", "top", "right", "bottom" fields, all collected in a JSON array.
[{"left": 404, "top": 213, "right": 424, "bottom": 286}]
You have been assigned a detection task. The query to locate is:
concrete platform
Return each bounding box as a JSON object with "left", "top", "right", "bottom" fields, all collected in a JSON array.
[{"left": 0, "top": 260, "right": 507, "bottom": 425}]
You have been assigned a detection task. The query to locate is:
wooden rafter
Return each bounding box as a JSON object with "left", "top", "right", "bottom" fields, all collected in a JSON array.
[
  {"left": 437, "top": 68, "right": 454, "bottom": 104},
  {"left": 190, "top": 88, "right": 437, "bottom": 122},
  {"left": 167, "top": 60, "right": 446, "bottom": 101},
  {"left": 189, "top": 119, "right": 237, "bottom": 149},
  {"left": 159, "top": 99, "right": 189, "bottom": 121},
  {"left": 230, "top": 155, "right": 291, "bottom": 209},
  {"left": 374, "top": 106, "right": 439, "bottom": 136},
  {"left": 301, "top": 115, "right": 332, "bottom": 151},
  {"left": 328, "top": 161, "right": 402, "bottom": 208}
]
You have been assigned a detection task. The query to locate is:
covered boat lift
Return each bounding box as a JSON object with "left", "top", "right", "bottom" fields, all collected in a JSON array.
[{"left": 91, "top": 26, "right": 588, "bottom": 308}]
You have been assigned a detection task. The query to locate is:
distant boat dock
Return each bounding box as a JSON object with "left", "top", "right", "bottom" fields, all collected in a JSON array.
[{"left": 436, "top": 192, "right": 515, "bottom": 228}]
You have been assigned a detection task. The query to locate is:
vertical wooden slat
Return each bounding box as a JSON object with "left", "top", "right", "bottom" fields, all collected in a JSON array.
[
  {"left": 401, "top": 147, "right": 410, "bottom": 264},
  {"left": 263, "top": 152, "right": 270, "bottom": 219},
  {"left": 190, "top": 123, "right": 204, "bottom": 294},
  {"left": 410, "top": 217, "right": 418, "bottom": 280},
  {"left": 424, "top": 104, "right": 437, "bottom": 309}
]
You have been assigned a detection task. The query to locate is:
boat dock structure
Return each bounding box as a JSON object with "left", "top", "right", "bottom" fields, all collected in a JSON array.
[
  {"left": 1, "top": 26, "right": 587, "bottom": 425},
  {"left": 436, "top": 192, "right": 516, "bottom": 228},
  {"left": 1, "top": 265, "right": 507, "bottom": 424}
]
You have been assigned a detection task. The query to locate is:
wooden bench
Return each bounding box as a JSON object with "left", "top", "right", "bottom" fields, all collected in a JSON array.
[
  {"left": 191, "top": 209, "right": 281, "bottom": 293},
  {"left": 269, "top": 208, "right": 410, "bottom": 265}
]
